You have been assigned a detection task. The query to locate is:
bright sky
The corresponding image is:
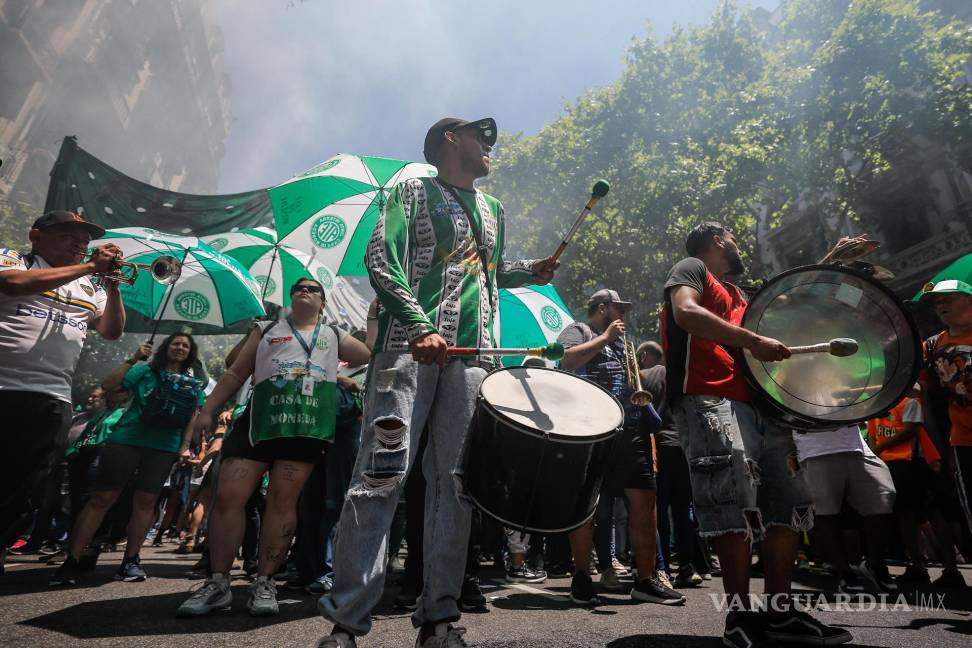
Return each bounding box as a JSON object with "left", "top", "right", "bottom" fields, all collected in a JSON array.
[{"left": 211, "top": 0, "right": 777, "bottom": 193}]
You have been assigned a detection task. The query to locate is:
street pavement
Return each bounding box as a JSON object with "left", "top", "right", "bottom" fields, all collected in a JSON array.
[{"left": 1, "top": 545, "right": 970, "bottom": 647}]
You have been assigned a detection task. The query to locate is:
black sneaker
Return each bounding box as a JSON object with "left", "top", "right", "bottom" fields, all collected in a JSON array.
[
  {"left": 50, "top": 556, "right": 83, "bottom": 586},
  {"left": 867, "top": 561, "right": 898, "bottom": 594},
  {"left": 896, "top": 565, "right": 930, "bottom": 587},
  {"left": 506, "top": 563, "right": 547, "bottom": 583},
  {"left": 837, "top": 570, "right": 865, "bottom": 594},
  {"left": 569, "top": 571, "right": 601, "bottom": 606},
  {"left": 78, "top": 544, "right": 101, "bottom": 571},
  {"left": 932, "top": 567, "right": 967, "bottom": 589},
  {"left": 115, "top": 555, "right": 148, "bottom": 582},
  {"left": 395, "top": 582, "right": 420, "bottom": 610},
  {"left": 459, "top": 575, "right": 487, "bottom": 610},
  {"left": 544, "top": 562, "right": 570, "bottom": 578},
  {"left": 723, "top": 611, "right": 772, "bottom": 648},
  {"left": 631, "top": 574, "right": 686, "bottom": 605},
  {"left": 764, "top": 609, "right": 853, "bottom": 645}
]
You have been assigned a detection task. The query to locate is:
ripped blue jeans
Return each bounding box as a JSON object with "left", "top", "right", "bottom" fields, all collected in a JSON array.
[
  {"left": 318, "top": 352, "right": 486, "bottom": 635},
  {"left": 670, "top": 395, "right": 813, "bottom": 542}
]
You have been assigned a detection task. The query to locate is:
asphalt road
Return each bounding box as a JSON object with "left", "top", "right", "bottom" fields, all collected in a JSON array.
[{"left": 1, "top": 545, "right": 970, "bottom": 647}]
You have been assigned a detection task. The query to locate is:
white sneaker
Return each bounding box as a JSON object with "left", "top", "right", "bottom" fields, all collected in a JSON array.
[
  {"left": 599, "top": 566, "right": 625, "bottom": 591},
  {"left": 656, "top": 570, "right": 674, "bottom": 590},
  {"left": 415, "top": 623, "right": 468, "bottom": 647},
  {"left": 177, "top": 574, "right": 232, "bottom": 617},
  {"left": 247, "top": 575, "right": 279, "bottom": 616},
  {"left": 611, "top": 557, "right": 630, "bottom": 576}
]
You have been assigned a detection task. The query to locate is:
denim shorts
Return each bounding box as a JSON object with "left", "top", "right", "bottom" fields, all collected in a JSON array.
[{"left": 670, "top": 395, "right": 813, "bottom": 541}]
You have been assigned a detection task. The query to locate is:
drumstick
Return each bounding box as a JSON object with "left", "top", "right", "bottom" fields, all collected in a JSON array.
[
  {"left": 447, "top": 342, "right": 566, "bottom": 362},
  {"left": 788, "top": 338, "right": 859, "bottom": 357},
  {"left": 549, "top": 180, "right": 610, "bottom": 264}
]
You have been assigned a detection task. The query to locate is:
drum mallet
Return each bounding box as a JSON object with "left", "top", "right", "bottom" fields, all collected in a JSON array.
[
  {"left": 548, "top": 179, "right": 610, "bottom": 264},
  {"left": 446, "top": 342, "right": 566, "bottom": 362},
  {"left": 788, "top": 338, "right": 859, "bottom": 357}
]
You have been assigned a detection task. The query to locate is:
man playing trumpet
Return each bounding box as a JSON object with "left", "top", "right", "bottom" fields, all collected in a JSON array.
[
  {"left": 0, "top": 210, "right": 125, "bottom": 566},
  {"left": 557, "top": 289, "right": 685, "bottom": 606}
]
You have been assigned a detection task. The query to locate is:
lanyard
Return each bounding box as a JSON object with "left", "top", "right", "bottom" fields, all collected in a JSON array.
[{"left": 286, "top": 316, "right": 322, "bottom": 376}]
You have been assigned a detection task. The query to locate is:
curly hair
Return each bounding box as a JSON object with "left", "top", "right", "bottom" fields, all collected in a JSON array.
[{"left": 150, "top": 332, "right": 200, "bottom": 376}]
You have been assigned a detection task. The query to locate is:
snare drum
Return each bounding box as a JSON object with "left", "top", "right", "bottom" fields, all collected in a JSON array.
[{"left": 461, "top": 366, "right": 623, "bottom": 533}]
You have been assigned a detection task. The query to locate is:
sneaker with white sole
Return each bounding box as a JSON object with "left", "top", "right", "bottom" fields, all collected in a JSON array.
[
  {"left": 115, "top": 555, "right": 147, "bottom": 582},
  {"left": 247, "top": 575, "right": 279, "bottom": 616},
  {"left": 316, "top": 632, "right": 357, "bottom": 648},
  {"left": 506, "top": 563, "right": 547, "bottom": 583},
  {"left": 599, "top": 566, "right": 625, "bottom": 591},
  {"left": 415, "top": 623, "right": 468, "bottom": 648},
  {"left": 177, "top": 574, "right": 233, "bottom": 617},
  {"left": 764, "top": 609, "right": 853, "bottom": 645},
  {"left": 631, "top": 574, "right": 686, "bottom": 605},
  {"left": 674, "top": 567, "right": 703, "bottom": 588}
]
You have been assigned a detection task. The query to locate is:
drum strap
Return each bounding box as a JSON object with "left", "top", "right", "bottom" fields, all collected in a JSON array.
[{"left": 439, "top": 181, "right": 495, "bottom": 308}]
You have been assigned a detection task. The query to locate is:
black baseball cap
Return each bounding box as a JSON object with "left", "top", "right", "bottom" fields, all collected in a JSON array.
[
  {"left": 587, "top": 289, "right": 632, "bottom": 310},
  {"left": 423, "top": 117, "right": 497, "bottom": 164},
  {"left": 32, "top": 210, "right": 105, "bottom": 238}
]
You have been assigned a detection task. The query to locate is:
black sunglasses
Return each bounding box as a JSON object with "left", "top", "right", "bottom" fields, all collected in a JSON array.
[{"left": 291, "top": 284, "right": 323, "bottom": 295}]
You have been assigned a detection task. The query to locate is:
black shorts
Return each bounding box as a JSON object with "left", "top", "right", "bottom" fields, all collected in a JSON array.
[
  {"left": 94, "top": 443, "right": 177, "bottom": 495},
  {"left": 603, "top": 425, "right": 656, "bottom": 495},
  {"left": 221, "top": 405, "right": 326, "bottom": 465},
  {"left": 886, "top": 459, "right": 931, "bottom": 513}
]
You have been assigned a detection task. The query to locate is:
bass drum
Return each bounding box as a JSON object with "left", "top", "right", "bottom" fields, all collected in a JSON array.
[
  {"left": 742, "top": 264, "right": 921, "bottom": 431},
  {"left": 461, "top": 366, "right": 623, "bottom": 533}
]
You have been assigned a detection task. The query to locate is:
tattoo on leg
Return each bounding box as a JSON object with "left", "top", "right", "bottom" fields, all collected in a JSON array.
[{"left": 279, "top": 463, "right": 298, "bottom": 482}]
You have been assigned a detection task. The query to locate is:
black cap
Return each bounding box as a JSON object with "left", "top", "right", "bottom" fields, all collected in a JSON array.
[
  {"left": 423, "top": 117, "right": 497, "bottom": 164},
  {"left": 32, "top": 210, "right": 105, "bottom": 238},
  {"left": 587, "top": 289, "right": 632, "bottom": 310}
]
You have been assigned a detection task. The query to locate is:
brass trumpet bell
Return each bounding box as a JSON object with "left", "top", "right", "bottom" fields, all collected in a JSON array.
[
  {"left": 149, "top": 255, "right": 182, "bottom": 284},
  {"left": 92, "top": 255, "right": 182, "bottom": 286}
]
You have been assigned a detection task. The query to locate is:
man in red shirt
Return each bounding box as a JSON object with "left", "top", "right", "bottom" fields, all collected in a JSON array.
[{"left": 662, "top": 222, "right": 850, "bottom": 647}]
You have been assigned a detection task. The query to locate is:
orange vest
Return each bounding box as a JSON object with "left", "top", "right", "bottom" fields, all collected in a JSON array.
[{"left": 867, "top": 400, "right": 941, "bottom": 462}]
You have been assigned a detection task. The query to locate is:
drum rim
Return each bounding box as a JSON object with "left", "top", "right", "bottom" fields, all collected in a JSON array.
[
  {"left": 741, "top": 263, "right": 922, "bottom": 429},
  {"left": 479, "top": 365, "right": 624, "bottom": 442},
  {"left": 464, "top": 488, "right": 599, "bottom": 534}
]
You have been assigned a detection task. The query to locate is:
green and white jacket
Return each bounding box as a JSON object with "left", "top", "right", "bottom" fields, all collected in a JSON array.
[{"left": 367, "top": 177, "right": 539, "bottom": 352}]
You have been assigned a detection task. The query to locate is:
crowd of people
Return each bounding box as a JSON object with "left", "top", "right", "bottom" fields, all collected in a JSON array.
[{"left": 1, "top": 118, "right": 970, "bottom": 648}]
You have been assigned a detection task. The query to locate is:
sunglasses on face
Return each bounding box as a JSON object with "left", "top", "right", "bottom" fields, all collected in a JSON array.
[{"left": 291, "top": 285, "right": 323, "bottom": 295}]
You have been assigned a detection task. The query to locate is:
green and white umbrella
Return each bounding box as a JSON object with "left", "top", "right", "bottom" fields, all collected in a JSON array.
[
  {"left": 201, "top": 227, "right": 339, "bottom": 307},
  {"left": 92, "top": 227, "right": 265, "bottom": 337},
  {"left": 497, "top": 284, "right": 575, "bottom": 367},
  {"left": 268, "top": 153, "right": 436, "bottom": 276}
]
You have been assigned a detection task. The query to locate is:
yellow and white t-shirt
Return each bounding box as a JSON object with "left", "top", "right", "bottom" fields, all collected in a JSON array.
[{"left": 0, "top": 250, "right": 106, "bottom": 402}]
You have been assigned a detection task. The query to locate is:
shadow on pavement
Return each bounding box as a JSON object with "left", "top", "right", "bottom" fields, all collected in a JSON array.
[
  {"left": 0, "top": 557, "right": 206, "bottom": 597},
  {"left": 19, "top": 588, "right": 321, "bottom": 638}
]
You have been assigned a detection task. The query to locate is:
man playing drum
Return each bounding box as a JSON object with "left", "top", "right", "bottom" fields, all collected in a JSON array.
[
  {"left": 558, "top": 289, "right": 684, "bottom": 606},
  {"left": 316, "top": 117, "right": 557, "bottom": 648},
  {"left": 662, "top": 222, "right": 852, "bottom": 647}
]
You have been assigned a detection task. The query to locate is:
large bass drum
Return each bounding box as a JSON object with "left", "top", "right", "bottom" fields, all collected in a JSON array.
[
  {"left": 461, "top": 366, "right": 623, "bottom": 533},
  {"left": 742, "top": 264, "right": 921, "bottom": 431}
]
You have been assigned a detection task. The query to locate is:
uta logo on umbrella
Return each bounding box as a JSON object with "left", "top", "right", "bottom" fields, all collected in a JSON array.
[
  {"left": 310, "top": 214, "right": 347, "bottom": 249},
  {"left": 255, "top": 275, "right": 276, "bottom": 296},
  {"left": 540, "top": 306, "right": 563, "bottom": 332},
  {"left": 174, "top": 291, "right": 210, "bottom": 321}
]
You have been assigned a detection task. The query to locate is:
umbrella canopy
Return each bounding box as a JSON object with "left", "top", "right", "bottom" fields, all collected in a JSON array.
[
  {"left": 497, "top": 285, "right": 575, "bottom": 367},
  {"left": 268, "top": 154, "right": 436, "bottom": 276},
  {"left": 912, "top": 252, "right": 972, "bottom": 300},
  {"left": 201, "top": 227, "right": 339, "bottom": 308},
  {"left": 92, "top": 227, "right": 265, "bottom": 335}
]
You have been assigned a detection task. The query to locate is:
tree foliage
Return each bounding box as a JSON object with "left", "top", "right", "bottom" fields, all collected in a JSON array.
[{"left": 487, "top": 0, "right": 972, "bottom": 336}]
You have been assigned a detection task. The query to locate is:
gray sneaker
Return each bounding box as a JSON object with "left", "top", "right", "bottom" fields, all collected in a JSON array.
[
  {"left": 247, "top": 575, "right": 279, "bottom": 616},
  {"left": 114, "top": 555, "right": 147, "bottom": 582},
  {"left": 177, "top": 574, "right": 233, "bottom": 617},
  {"left": 599, "top": 566, "right": 625, "bottom": 591},
  {"left": 415, "top": 624, "right": 468, "bottom": 647},
  {"left": 316, "top": 633, "right": 357, "bottom": 648}
]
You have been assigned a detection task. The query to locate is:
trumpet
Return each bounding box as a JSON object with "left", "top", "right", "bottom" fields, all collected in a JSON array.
[
  {"left": 92, "top": 255, "right": 182, "bottom": 286},
  {"left": 624, "top": 335, "right": 653, "bottom": 407}
]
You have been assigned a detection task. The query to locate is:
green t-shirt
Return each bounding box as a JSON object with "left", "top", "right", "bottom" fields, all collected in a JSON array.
[
  {"left": 65, "top": 407, "right": 124, "bottom": 459},
  {"left": 107, "top": 363, "right": 206, "bottom": 453}
]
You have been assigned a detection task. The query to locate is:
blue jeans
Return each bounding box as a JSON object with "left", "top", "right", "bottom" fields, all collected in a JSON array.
[
  {"left": 318, "top": 353, "right": 485, "bottom": 635},
  {"left": 670, "top": 396, "right": 813, "bottom": 542}
]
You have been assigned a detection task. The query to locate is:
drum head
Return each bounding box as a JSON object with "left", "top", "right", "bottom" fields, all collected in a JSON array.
[
  {"left": 742, "top": 265, "right": 921, "bottom": 429},
  {"left": 480, "top": 367, "right": 623, "bottom": 441}
]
